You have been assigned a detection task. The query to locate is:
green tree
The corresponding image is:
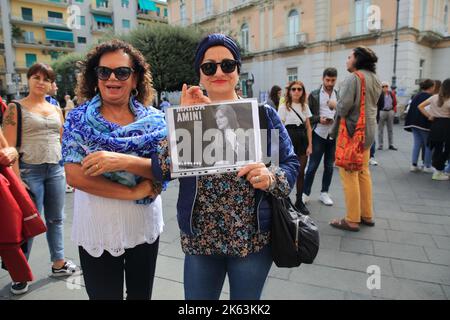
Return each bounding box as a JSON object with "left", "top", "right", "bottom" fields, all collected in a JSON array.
[
  {"left": 123, "top": 24, "right": 204, "bottom": 102},
  {"left": 51, "top": 53, "right": 84, "bottom": 106}
]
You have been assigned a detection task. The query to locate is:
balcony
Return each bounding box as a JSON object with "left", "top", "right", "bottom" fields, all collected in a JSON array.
[
  {"left": 137, "top": 10, "right": 168, "bottom": 23},
  {"left": 273, "top": 33, "right": 308, "bottom": 52},
  {"left": 196, "top": 8, "right": 218, "bottom": 23},
  {"left": 12, "top": 38, "right": 75, "bottom": 52},
  {"left": 90, "top": 3, "right": 113, "bottom": 15},
  {"left": 91, "top": 24, "right": 113, "bottom": 34},
  {"left": 15, "top": 0, "right": 69, "bottom": 8},
  {"left": 417, "top": 15, "right": 449, "bottom": 43},
  {"left": 229, "top": 0, "right": 258, "bottom": 13},
  {"left": 336, "top": 19, "right": 383, "bottom": 43},
  {"left": 10, "top": 15, "right": 69, "bottom": 29}
]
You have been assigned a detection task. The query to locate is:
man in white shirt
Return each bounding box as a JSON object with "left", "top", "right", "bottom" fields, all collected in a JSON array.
[{"left": 303, "top": 68, "right": 338, "bottom": 206}]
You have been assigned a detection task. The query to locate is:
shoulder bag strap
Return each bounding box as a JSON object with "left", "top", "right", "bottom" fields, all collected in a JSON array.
[
  {"left": 11, "top": 101, "right": 23, "bottom": 148},
  {"left": 290, "top": 106, "right": 305, "bottom": 125}
]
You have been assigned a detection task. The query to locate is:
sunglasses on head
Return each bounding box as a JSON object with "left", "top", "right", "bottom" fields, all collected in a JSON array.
[
  {"left": 95, "top": 66, "right": 134, "bottom": 81},
  {"left": 200, "top": 59, "right": 240, "bottom": 76},
  {"left": 382, "top": 85, "right": 388, "bottom": 88},
  {"left": 291, "top": 87, "right": 304, "bottom": 92}
]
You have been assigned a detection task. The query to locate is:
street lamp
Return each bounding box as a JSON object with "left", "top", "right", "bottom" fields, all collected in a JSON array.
[{"left": 391, "top": 0, "right": 400, "bottom": 91}]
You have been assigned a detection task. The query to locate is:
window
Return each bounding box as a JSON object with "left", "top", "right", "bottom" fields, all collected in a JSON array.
[
  {"left": 164, "top": 8, "right": 168, "bottom": 17},
  {"left": 240, "top": 23, "right": 249, "bottom": 52},
  {"left": 97, "top": 0, "right": 109, "bottom": 8},
  {"left": 180, "top": 2, "right": 187, "bottom": 25},
  {"left": 287, "top": 10, "right": 299, "bottom": 46},
  {"left": 420, "top": 0, "right": 428, "bottom": 30},
  {"left": 355, "top": 0, "right": 370, "bottom": 35},
  {"left": 419, "top": 59, "right": 425, "bottom": 80},
  {"left": 205, "top": 0, "right": 213, "bottom": 14},
  {"left": 444, "top": 1, "right": 449, "bottom": 33},
  {"left": 48, "top": 11, "right": 63, "bottom": 24},
  {"left": 75, "top": 0, "right": 84, "bottom": 3},
  {"left": 157, "top": 7, "right": 161, "bottom": 16},
  {"left": 77, "top": 15, "right": 86, "bottom": 26},
  {"left": 21, "top": 8, "right": 33, "bottom": 21},
  {"left": 287, "top": 67, "right": 298, "bottom": 83},
  {"left": 24, "top": 31, "right": 35, "bottom": 43},
  {"left": 122, "top": 19, "right": 131, "bottom": 29},
  {"left": 77, "top": 36, "right": 87, "bottom": 44},
  {"left": 240, "top": 73, "right": 248, "bottom": 98},
  {"left": 121, "top": 0, "right": 129, "bottom": 8},
  {"left": 25, "top": 53, "right": 37, "bottom": 68}
]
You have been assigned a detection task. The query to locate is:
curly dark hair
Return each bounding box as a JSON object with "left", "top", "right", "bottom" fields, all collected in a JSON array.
[
  {"left": 269, "top": 85, "right": 282, "bottom": 109},
  {"left": 76, "top": 39, "right": 154, "bottom": 105},
  {"left": 353, "top": 46, "right": 378, "bottom": 73}
]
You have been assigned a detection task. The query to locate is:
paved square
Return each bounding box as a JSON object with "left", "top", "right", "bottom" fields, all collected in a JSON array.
[{"left": 1, "top": 125, "right": 449, "bottom": 300}]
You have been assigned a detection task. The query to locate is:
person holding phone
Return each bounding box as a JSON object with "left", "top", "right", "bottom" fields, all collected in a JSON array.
[{"left": 303, "top": 68, "right": 339, "bottom": 207}]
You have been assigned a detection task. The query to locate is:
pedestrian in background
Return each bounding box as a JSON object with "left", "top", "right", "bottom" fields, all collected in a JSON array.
[
  {"left": 278, "top": 80, "right": 313, "bottom": 215},
  {"left": 303, "top": 67, "right": 338, "bottom": 207},
  {"left": 404, "top": 79, "right": 435, "bottom": 173},
  {"left": 418, "top": 78, "right": 450, "bottom": 181},
  {"left": 377, "top": 82, "right": 398, "bottom": 151},
  {"left": 266, "top": 85, "right": 282, "bottom": 110},
  {"left": 330, "top": 46, "right": 381, "bottom": 232}
]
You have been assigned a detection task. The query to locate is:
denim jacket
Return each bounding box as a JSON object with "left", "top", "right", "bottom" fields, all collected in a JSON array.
[{"left": 151, "top": 104, "right": 299, "bottom": 236}]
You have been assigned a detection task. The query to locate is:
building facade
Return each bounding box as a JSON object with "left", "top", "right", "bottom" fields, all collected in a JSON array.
[
  {"left": 168, "top": 0, "right": 450, "bottom": 103},
  {"left": 0, "top": 0, "right": 168, "bottom": 98}
]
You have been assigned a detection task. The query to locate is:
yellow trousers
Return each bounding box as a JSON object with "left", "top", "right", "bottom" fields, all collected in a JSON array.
[{"left": 338, "top": 149, "right": 374, "bottom": 223}]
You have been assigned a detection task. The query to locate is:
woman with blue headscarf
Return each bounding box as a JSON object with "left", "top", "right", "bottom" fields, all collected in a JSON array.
[
  {"left": 151, "top": 34, "right": 299, "bottom": 300},
  {"left": 62, "top": 40, "right": 167, "bottom": 300}
]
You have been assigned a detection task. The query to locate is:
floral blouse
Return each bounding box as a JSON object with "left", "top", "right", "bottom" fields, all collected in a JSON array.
[{"left": 157, "top": 139, "right": 290, "bottom": 257}]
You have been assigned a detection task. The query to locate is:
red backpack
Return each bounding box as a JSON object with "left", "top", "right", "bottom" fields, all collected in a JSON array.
[{"left": 335, "top": 71, "right": 366, "bottom": 171}]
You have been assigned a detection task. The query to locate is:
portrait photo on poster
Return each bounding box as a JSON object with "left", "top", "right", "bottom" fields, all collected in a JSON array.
[{"left": 166, "top": 99, "right": 262, "bottom": 177}]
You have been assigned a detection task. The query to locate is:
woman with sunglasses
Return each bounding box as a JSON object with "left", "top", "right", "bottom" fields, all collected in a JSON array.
[
  {"left": 151, "top": 34, "right": 299, "bottom": 300},
  {"left": 278, "top": 81, "right": 313, "bottom": 215},
  {"left": 61, "top": 40, "right": 166, "bottom": 300}
]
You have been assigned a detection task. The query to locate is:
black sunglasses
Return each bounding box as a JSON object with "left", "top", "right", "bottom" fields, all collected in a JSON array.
[
  {"left": 200, "top": 59, "right": 240, "bottom": 76},
  {"left": 95, "top": 66, "right": 134, "bottom": 81},
  {"left": 291, "top": 87, "right": 304, "bottom": 92}
]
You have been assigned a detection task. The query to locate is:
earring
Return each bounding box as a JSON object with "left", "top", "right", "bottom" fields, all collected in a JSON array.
[{"left": 131, "top": 88, "right": 139, "bottom": 97}]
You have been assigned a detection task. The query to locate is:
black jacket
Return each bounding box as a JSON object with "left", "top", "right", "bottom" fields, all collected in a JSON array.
[{"left": 404, "top": 91, "right": 432, "bottom": 132}]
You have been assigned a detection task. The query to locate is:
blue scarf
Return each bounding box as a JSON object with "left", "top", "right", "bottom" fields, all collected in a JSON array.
[{"left": 62, "top": 94, "right": 167, "bottom": 204}]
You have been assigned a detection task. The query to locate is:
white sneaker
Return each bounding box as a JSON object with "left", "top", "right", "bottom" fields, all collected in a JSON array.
[
  {"left": 422, "top": 167, "right": 434, "bottom": 174},
  {"left": 369, "top": 158, "right": 378, "bottom": 166},
  {"left": 410, "top": 165, "right": 421, "bottom": 172},
  {"left": 10, "top": 282, "right": 29, "bottom": 295},
  {"left": 302, "top": 193, "right": 310, "bottom": 204},
  {"left": 432, "top": 171, "right": 450, "bottom": 181},
  {"left": 319, "top": 192, "right": 334, "bottom": 206},
  {"left": 65, "top": 185, "right": 74, "bottom": 193}
]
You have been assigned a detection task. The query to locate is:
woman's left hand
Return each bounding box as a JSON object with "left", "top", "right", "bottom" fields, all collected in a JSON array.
[
  {"left": 81, "top": 151, "right": 128, "bottom": 176},
  {"left": 0, "top": 147, "right": 18, "bottom": 167},
  {"left": 238, "top": 163, "right": 274, "bottom": 191},
  {"left": 306, "top": 145, "right": 313, "bottom": 157}
]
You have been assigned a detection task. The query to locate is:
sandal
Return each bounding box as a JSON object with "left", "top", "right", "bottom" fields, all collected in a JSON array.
[
  {"left": 361, "top": 218, "right": 375, "bottom": 227},
  {"left": 330, "top": 218, "right": 360, "bottom": 232}
]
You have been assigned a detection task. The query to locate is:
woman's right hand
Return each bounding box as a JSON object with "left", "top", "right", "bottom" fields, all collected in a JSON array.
[
  {"left": 180, "top": 84, "right": 211, "bottom": 106},
  {"left": 133, "top": 179, "right": 157, "bottom": 199}
]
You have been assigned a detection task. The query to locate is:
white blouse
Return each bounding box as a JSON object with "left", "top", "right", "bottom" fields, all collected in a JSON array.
[
  {"left": 72, "top": 190, "right": 164, "bottom": 258},
  {"left": 278, "top": 103, "right": 312, "bottom": 126}
]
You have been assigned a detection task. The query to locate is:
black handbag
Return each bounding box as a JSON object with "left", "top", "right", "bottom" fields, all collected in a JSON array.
[{"left": 270, "top": 196, "right": 320, "bottom": 268}]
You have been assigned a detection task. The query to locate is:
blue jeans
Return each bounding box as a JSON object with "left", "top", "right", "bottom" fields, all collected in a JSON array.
[
  {"left": 445, "top": 162, "right": 450, "bottom": 174},
  {"left": 370, "top": 142, "right": 376, "bottom": 158},
  {"left": 303, "top": 132, "right": 336, "bottom": 196},
  {"left": 411, "top": 128, "right": 432, "bottom": 168},
  {"left": 20, "top": 162, "right": 66, "bottom": 262},
  {"left": 184, "top": 245, "right": 273, "bottom": 300}
]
